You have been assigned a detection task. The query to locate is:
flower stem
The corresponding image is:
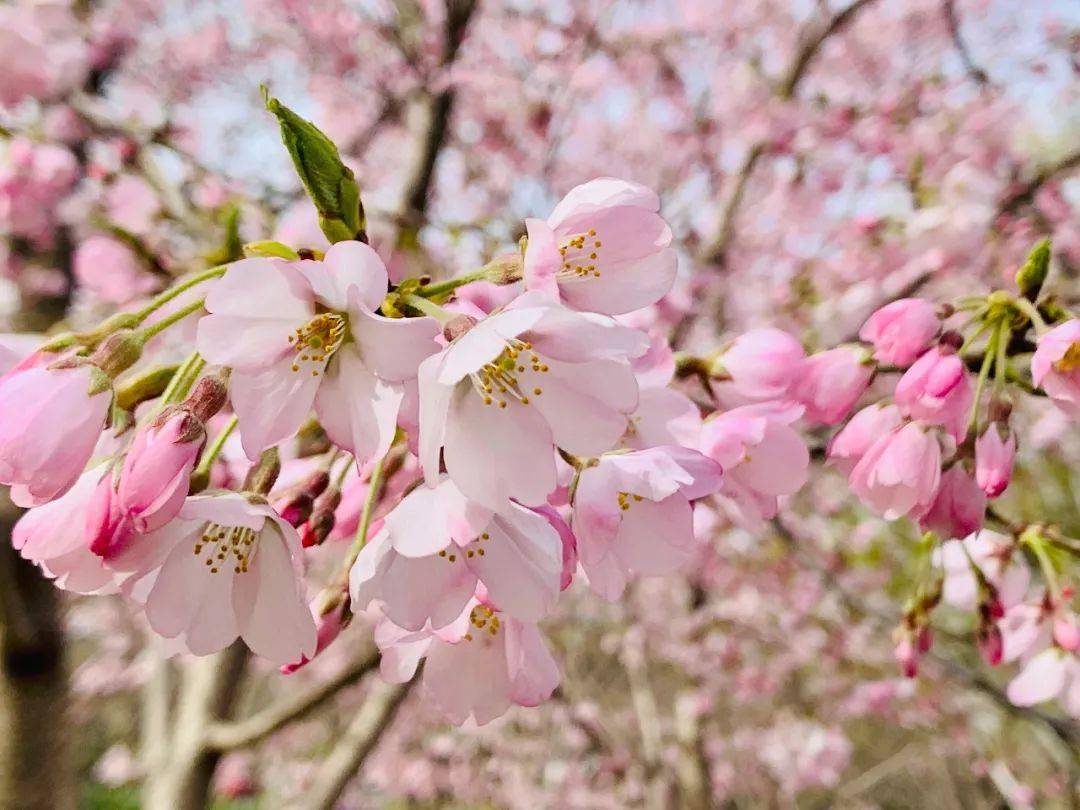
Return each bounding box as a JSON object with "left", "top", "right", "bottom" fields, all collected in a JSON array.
[
  {"left": 399, "top": 293, "right": 455, "bottom": 323},
  {"left": 134, "top": 265, "right": 226, "bottom": 321},
  {"left": 968, "top": 320, "right": 999, "bottom": 434},
  {"left": 1012, "top": 296, "right": 1049, "bottom": 335},
  {"left": 138, "top": 298, "right": 206, "bottom": 342},
  {"left": 413, "top": 268, "right": 488, "bottom": 299},
  {"left": 195, "top": 415, "right": 238, "bottom": 478},
  {"left": 159, "top": 351, "right": 205, "bottom": 406},
  {"left": 345, "top": 452, "right": 389, "bottom": 568}
]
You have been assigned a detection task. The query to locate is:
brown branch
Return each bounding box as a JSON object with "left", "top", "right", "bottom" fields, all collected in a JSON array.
[
  {"left": 941, "top": 0, "right": 991, "bottom": 87},
  {"left": 297, "top": 677, "right": 417, "bottom": 810},
  {"left": 397, "top": 0, "right": 479, "bottom": 229},
  {"left": 998, "top": 149, "right": 1080, "bottom": 218},
  {"left": 203, "top": 647, "right": 380, "bottom": 752},
  {"left": 700, "top": 0, "right": 879, "bottom": 266}
]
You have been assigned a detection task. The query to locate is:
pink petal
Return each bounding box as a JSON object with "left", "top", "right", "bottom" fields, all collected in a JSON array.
[
  {"left": 351, "top": 308, "right": 440, "bottom": 383},
  {"left": 231, "top": 356, "right": 322, "bottom": 460},
  {"left": 314, "top": 346, "right": 401, "bottom": 466}
]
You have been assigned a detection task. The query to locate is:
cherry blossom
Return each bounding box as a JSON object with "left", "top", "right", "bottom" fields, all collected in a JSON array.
[
  {"left": 1031, "top": 319, "right": 1080, "bottom": 419},
  {"left": 197, "top": 242, "right": 440, "bottom": 461}
]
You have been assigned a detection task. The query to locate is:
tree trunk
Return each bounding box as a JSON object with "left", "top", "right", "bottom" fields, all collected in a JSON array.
[{"left": 0, "top": 506, "right": 75, "bottom": 810}]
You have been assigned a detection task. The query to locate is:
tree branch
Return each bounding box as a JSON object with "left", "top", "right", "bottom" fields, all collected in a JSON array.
[
  {"left": 941, "top": 0, "right": 991, "bottom": 87},
  {"left": 297, "top": 677, "right": 416, "bottom": 810},
  {"left": 396, "top": 0, "right": 479, "bottom": 229},
  {"left": 700, "top": 0, "right": 878, "bottom": 266},
  {"left": 998, "top": 149, "right": 1080, "bottom": 218},
  {"left": 204, "top": 647, "right": 380, "bottom": 752}
]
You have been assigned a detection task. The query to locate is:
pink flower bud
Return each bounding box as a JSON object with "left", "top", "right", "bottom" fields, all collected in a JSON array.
[
  {"left": 0, "top": 362, "right": 112, "bottom": 506},
  {"left": 978, "top": 622, "right": 1004, "bottom": 666},
  {"left": 975, "top": 425, "right": 1016, "bottom": 498},
  {"left": 894, "top": 346, "right": 974, "bottom": 443},
  {"left": 792, "top": 347, "right": 874, "bottom": 425},
  {"left": 115, "top": 411, "right": 204, "bottom": 538},
  {"left": 1031, "top": 319, "right": 1080, "bottom": 419},
  {"left": 827, "top": 404, "right": 903, "bottom": 475},
  {"left": 894, "top": 635, "right": 919, "bottom": 678},
  {"left": 849, "top": 422, "right": 941, "bottom": 520},
  {"left": 918, "top": 465, "right": 985, "bottom": 541},
  {"left": 280, "top": 598, "right": 349, "bottom": 674},
  {"left": 720, "top": 328, "right": 805, "bottom": 400},
  {"left": 86, "top": 473, "right": 134, "bottom": 558},
  {"left": 859, "top": 298, "right": 940, "bottom": 367}
]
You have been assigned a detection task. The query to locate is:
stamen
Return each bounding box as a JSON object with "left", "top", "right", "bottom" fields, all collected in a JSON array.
[
  {"left": 288, "top": 313, "right": 347, "bottom": 375},
  {"left": 557, "top": 227, "right": 603, "bottom": 280}
]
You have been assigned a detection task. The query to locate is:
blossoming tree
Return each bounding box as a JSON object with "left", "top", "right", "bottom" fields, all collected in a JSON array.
[{"left": 1, "top": 0, "right": 1079, "bottom": 807}]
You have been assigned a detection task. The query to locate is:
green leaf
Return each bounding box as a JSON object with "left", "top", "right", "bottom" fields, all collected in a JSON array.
[{"left": 262, "top": 86, "right": 365, "bottom": 244}]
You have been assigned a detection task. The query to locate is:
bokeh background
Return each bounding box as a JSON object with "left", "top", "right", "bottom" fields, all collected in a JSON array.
[{"left": 1, "top": 0, "right": 1079, "bottom": 807}]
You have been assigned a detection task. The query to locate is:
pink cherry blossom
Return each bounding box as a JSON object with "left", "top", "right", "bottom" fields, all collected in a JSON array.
[
  {"left": 918, "top": 465, "right": 985, "bottom": 541},
  {"left": 826, "top": 403, "right": 903, "bottom": 476},
  {"left": 937, "top": 531, "right": 1030, "bottom": 612},
  {"left": 1007, "top": 648, "right": 1080, "bottom": 717},
  {"left": 859, "top": 298, "right": 940, "bottom": 367},
  {"left": 792, "top": 347, "right": 874, "bottom": 425},
  {"left": 375, "top": 602, "right": 560, "bottom": 726},
  {"left": 105, "top": 493, "right": 316, "bottom": 665},
  {"left": 572, "top": 446, "right": 722, "bottom": 600},
  {"left": 1031, "top": 319, "right": 1080, "bottom": 418},
  {"left": 12, "top": 466, "right": 118, "bottom": 595},
  {"left": 894, "top": 345, "right": 974, "bottom": 442},
  {"left": 719, "top": 328, "right": 805, "bottom": 401},
  {"left": 0, "top": 361, "right": 111, "bottom": 507},
  {"left": 351, "top": 477, "right": 562, "bottom": 628},
  {"left": 197, "top": 241, "right": 440, "bottom": 461},
  {"left": 975, "top": 424, "right": 1016, "bottom": 498},
  {"left": 73, "top": 235, "right": 156, "bottom": 304},
  {"left": 700, "top": 402, "right": 808, "bottom": 527},
  {"left": 417, "top": 293, "right": 647, "bottom": 508},
  {"left": 848, "top": 421, "right": 942, "bottom": 520},
  {"left": 91, "top": 410, "right": 205, "bottom": 557},
  {"left": 523, "top": 178, "right": 676, "bottom": 316}
]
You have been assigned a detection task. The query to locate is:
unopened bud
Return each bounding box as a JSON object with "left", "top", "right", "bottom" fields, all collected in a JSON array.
[
  {"left": 443, "top": 314, "right": 478, "bottom": 343},
  {"left": 243, "top": 448, "right": 281, "bottom": 495},
  {"left": 1016, "top": 237, "right": 1050, "bottom": 302},
  {"left": 182, "top": 372, "right": 229, "bottom": 422},
  {"left": 301, "top": 489, "right": 342, "bottom": 548},
  {"left": 978, "top": 622, "right": 1004, "bottom": 666},
  {"left": 938, "top": 330, "right": 964, "bottom": 352},
  {"left": 91, "top": 330, "right": 144, "bottom": 378}
]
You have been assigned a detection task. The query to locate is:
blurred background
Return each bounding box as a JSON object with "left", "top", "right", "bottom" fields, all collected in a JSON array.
[{"left": 1, "top": 0, "right": 1079, "bottom": 807}]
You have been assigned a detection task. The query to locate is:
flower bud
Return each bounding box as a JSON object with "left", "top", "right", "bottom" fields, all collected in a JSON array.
[
  {"left": 482, "top": 252, "right": 525, "bottom": 286},
  {"left": 86, "top": 472, "right": 134, "bottom": 558},
  {"left": 280, "top": 595, "right": 351, "bottom": 674},
  {"left": 301, "top": 488, "right": 342, "bottom": 548},
  {"left": 859, "top": 298, "right": 940, "bottom": 367},
  {"left": 443, "top": 314, "right": 478, "bottom": 343},
  {"left": 1015, "top": 237, "right": 1050, "bottom": 302},
  {"left": 181, "top": 372, "right": 229, "bottom": 422},
  {"left": 276, "top": 469, "right": 331, "bottom": 528},
  {"left": 791, "top": 346, "right": 874, "bottom": 425},
  {"left": 1053, "top": 611, "right": 1080, "bottom": 652},
  {"left": 977, "top": 622, "right": 1004, "bottom": 667},
  {"left": 919, "top": 465, "right": 985, "bottom": 541},
  {"left": 89, "top": 329, "right": 144, "bottom": 379},
  {"left": 975, "top": 424, "right": 1016, "bottom": 498}
]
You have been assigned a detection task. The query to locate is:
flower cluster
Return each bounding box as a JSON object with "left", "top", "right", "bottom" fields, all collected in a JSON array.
[{"left": 3, "top": 145, "right": 1078, "bottom": 728}]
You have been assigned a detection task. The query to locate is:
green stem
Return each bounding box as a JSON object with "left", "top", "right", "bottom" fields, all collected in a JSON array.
[
  {"left": 958, "top": 321, "right": 991, "bottom": 355},
  {"left": 993, "top": 319, "right": 1010, "bottom": 397},
  {"left": 414, "top": 268, "right": 488, "bottom": 299},
  {"left": 968, "top": 321, "right": 999, "bottom": 435},
  {"left": 138, "top": 298, "right": 205, "bottom": 342},
  {"left": 159, "top": 351, "right": 205, "bottom": 406},
  {"left": 133, "top": 265, "right": 226, "bottom": 321},
  {"left": 195, "top": 415, "right": 238, "bottom": 478},
  {"left": 1031, "top": 537, "right": 1061, "bottom": 599},
  {"left": 344, "top": 453, "right": 389, "bottom": 569},
  {"left": 399, "top": 293, "right": 454, "bottom": 323},
  {"left": 1012, "top": 296, "right": 1049, "bottom": 335}
]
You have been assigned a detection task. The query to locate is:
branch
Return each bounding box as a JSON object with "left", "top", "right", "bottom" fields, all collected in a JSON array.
[
  {"left": 203, "top": 647, "right": 380, "bottom": 752},
  {"left": 776, "top": 0, "right": 877, "bottom": 100},
  {"left": 397, "top": 0, "right": 479, "bottom": 228},
  {"left": 941, "top": 0, "right": 991, "bottom": 87},
  {"left": 700, "top": 0, "right": 878, "bottom": 266},
  {"left": 297, "top": 677, "right": 416, "bottom": 810},
  {"left": 998, "top": 149, "right": 1080, "bottom": 218}
]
